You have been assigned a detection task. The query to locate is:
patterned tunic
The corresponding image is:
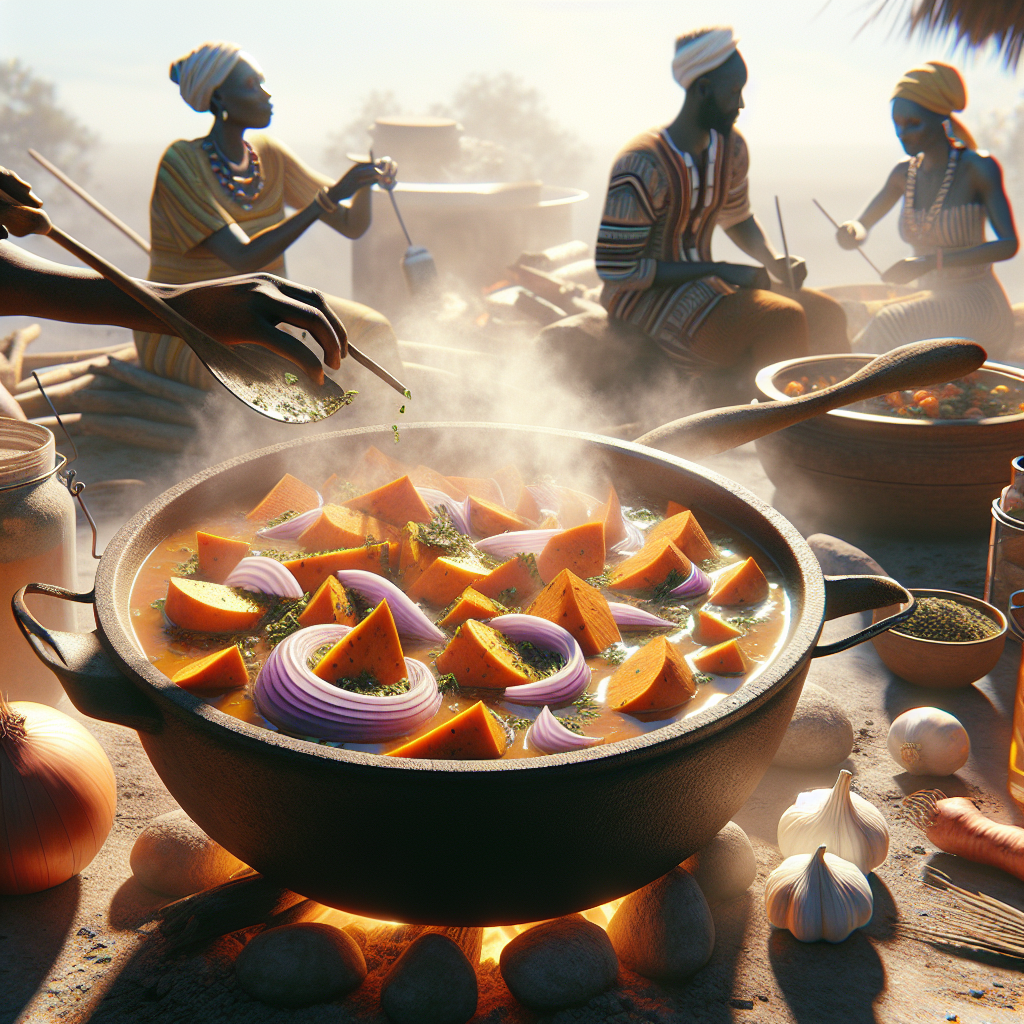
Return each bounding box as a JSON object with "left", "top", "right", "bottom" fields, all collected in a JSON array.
[{"left": 596, "top": 127, "right": 752, "bottom": 364}]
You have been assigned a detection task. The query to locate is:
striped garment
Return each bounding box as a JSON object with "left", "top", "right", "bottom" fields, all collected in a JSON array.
[
  {"left": 859, "top": 152, "right": 1014, "bottom": 356},
  {"left": 596, "top": 127, "right": 751, "bottom": 365}
]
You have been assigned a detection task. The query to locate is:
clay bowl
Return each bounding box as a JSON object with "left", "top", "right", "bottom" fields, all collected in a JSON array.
[
  {"left": 871, "top": 588, "right": 1007, "bottom": 688},
  {"left": 754, "top": 355, "right": 1024, "bottom": 536}
]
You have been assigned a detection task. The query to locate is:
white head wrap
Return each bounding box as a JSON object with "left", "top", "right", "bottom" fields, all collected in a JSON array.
[
  {"left": 672, "top": 27, "right": 739, "bottom": 90},
  {"left": 170, "top": 42, "right": 260, "bottom": 113}
]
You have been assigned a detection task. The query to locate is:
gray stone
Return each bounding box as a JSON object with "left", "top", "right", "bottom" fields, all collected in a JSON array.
[
  {"left": 607, "top": 868, "right": 715, "bottom": 982},
  {"left": 500, "top": 915, "right": 618, "bottom": 1011},
  {"left": 773, "top": 682, "right": 854, "bottom": 769},
  {"left": 680, "top": 821, "right": 757, "bottom": 905},
  {"left": 381, "top": 933, "right": 477, "bottom": 1024},
  {"left": 235, "top": 922, "right": 366, "bottom": 1008},
  {"left": 807, "top": 534, "right": 889, "bottom": 578}
]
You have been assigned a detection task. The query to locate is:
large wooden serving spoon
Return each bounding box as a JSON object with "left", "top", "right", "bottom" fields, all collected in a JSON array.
[
  {"left": 0, "top": 193, "right": 408, "bottom": 423},
  {"left": 636, "top": 338, "right": 987, "bottom": 458}
]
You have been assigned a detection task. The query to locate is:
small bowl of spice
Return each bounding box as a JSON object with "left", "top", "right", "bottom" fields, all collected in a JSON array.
[{"left": 870, "top": 589, "right": 1007, "bottom": 688}]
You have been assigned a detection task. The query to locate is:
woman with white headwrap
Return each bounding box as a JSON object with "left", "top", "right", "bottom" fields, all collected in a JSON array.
[{"left": 137, "top": 42, "right": 401, "bottom": 396}]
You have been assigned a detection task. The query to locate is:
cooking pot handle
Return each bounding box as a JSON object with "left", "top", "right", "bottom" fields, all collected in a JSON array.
[
  {"left": 812, "top": 575, "right": 915, "bottom": 657},
  {"left": 12, "top": 583, "right": 162, "bottom": 733}
]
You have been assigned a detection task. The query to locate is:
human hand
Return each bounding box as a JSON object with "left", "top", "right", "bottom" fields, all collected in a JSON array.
[
  {"left": 836, "top": 220, "right": 866, "bottom": 250},
  {"left": 717, "top": 263, "right": 772, "bottom": 290},
  {"left": 0, "top": 166, "right": 46, "bottom": 239},
  {"left": 772, "top": 255, "right": 807, "bottom": 289},
  {"left": 160, "top": 274, "right": 346, "bottom": 384},
  {"left": 328, "top": 157, "right": 397, "bottom": 203},
  {"left": 881, "top": 257, "right": 929, "bottom": 285}
]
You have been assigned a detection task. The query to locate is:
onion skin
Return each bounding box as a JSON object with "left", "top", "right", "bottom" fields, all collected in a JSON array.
[
  {"left": 0, "top": 700, "right": 117, "bottom": 895},
  {"left": 489, "top": 614, "right": 591, "bottom": 705},
  {"left": 526, "top": 705, "right": 603, "bottom": 753},
  {"left": 669, "top": 564, "right": 711, "bottom": 599}
]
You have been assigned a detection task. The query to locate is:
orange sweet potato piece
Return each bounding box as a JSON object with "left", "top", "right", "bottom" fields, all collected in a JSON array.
[
  {"left": 312, "top": 600, "right": 406, "bottom": 688},
  {"left": 405, "top": 557, "right": 488, "bottom": 607},
  {"left": 196, "top": 532, "right": 249, "bottom": 583},
  {"left": 165, "top": 578, "right": 264, "bottom": 633},
  {"left": 693, "top": 609, "right": 743, "bottom": 645},
  {"left": 491, "top": 464, "right": 525, "bottom": 509},
  {"left": 608, "top": 538, "right": 692, "bottom": 592},
  {"left": 439, "top": 588, "right": 503, "bottom": 629},
  {"left": 707, "top": 557, "right": 769, "bottom": 606},
  {"left": 350, "top": 445, "right": 407, "bottom": 489},
  {"left": 246, "top": 473, "right": 320, "bottom": 522},
  {"left": 556, "top": 487, "right": 592, "bottom": 528},
  {"left": 527, "top": 569, "right": 620, "bottom": 656},
  {"left": 591, "top": 485, "right": 627, "bottom": 549},
  {"left": 536, "top": 521, "right": 606, "bottom": 584},
  {"left": 388, "top": 700, "right": 507, "bottom": 760},
  {"left": 343, "top": 475, "right": 432, "bottom": 527},
  {"left": 469, "top": 496, "right": 530, "bottom": 538},
  {"left": 283, "top": 544, "right": 392, "bottom": 592},
  {"left": 298, "top": 576, "right": 359, "bottom": 627},
  {"left": 171, "top": 645, "right": 249, "bottom": 695},
  {"left": 647, "top": 511, "right": 716, "bottom": 563},
  {"left": 398, "top": 531, "right": 446, "bottom": 584},
  {"left": 666, "top": 500, "right": 689, "bottom": 517},
  {"left": 298, "top": 505, "right": 397, "bottom": 550},
  {"left": 515, "top": 487, "right": 541, "bottom": 523},
  {"left": 474, "top": 555, "right": 541, "bottom": 603},
  {"left": 606, "top": 637, "right": 696, "bottom": 715},
  {"left": 692, "top": 638, "right": 747, "bottom": 675},
  {"left": 446, "top": 476, "right": 503, "bottom": 504},
  {"left": 434, "top": 619, "right": 535, "bottom": 689},
  {"left": 408, "top": 465, "right": 467, "bottom": 500}
]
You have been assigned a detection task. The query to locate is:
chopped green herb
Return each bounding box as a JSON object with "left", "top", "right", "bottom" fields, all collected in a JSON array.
[
  {"left": 437, "top": 673, "right": 460, "bottom": 696},
  {"left": 652, "top": 569, "right": 687, "bottom": 602},
  {"left": 693, "top": 672, "right": 713, "bottom": 686},
  {"left": 329, "top": 669, "right": 410, "bottom": 697},
  {"left": 265, "top": 509, "right": 299, "bottom": 528},
  {"left": 403, "top": 388, "right": 412, "bottom": 400},
  {"left": 624, "top": 507, "right": 662, "bottom": 523},
  {"left": 324, "top": 479, "right": 362, "bottom": 502},
  {"left": 150, "top": 597, "right": 166, "bottom": 614},
  {"left": 491, "top": 710, "right": 531, "bottom": 738},
  {"left": 893, "top": 597, "right": 1000, "bottom": 642},
  {"left": 514, "top": 639, "right": 564, "bottom": 679},
  {"left": 413, "top": 510, "right": 477, "bottom": 561},
  {"left": 307, "top": 641, "right": 335, "bottom": 669},
  {"left": 571, "top": 692, "right": 600, "bottom": 718},
  {"left": 727, "top": 613, "right": 769, "bottom": 628},
  {"left": 284, "top": 372, "right": 299, "bottom": 385},
  {"left": 174, "top": 552, "right": 199, "bottom": 578},
  {"left": 699, "top": 555, "right": 725, "bottom": 573},
  {"left": 264, "top": 594, "right": 312, "bottom": 647},
  {"left": 599, "top": 643, "right": 628, "bottom": 665},
  {"left": 391, "top": 424, "right": 400, "bottom": 444},
  {"left": 587, "top": 570, "right": 613, "bottom": 589},
  {"left": 399, "top": 405, "right": 406, "bottom": 414}
]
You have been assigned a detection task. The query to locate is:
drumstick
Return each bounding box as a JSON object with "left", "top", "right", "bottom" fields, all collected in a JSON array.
[
  {"left": 812, "top": 198, "right": 885, "bottom": 279},
  {"left": 774, "top": 196, "right": 796, "bottom": 291}
]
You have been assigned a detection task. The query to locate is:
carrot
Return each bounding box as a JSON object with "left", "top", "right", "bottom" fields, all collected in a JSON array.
[
  {"left": 298, "top": 576, "right": 358, "bottom": 628},
  {"left": 312, "top": 600, "right": 406, "bottom": 689},
  {"left": 171, "top": 645, "right": 249, "bottom": 695},
  {"left": 646, "top": 511, "right": 716, "bottom": 563},
  {"left": 196, "top": 532, "right": 249, "bottom": 583},
  {"left": 608, "top": 538, "right": 691, "bottom": 592},
  {"left": 591, "top": 485, "right": 627, "bottom": 548},
  {"left": 434, "top": 619, "right": 535, "bottom": 689},
  {"left": 468, "top": 496, "right": 530, "bottom": 537},
  {"left": 342, "top": 475, "right": 433, "bottom": 527},
  {"left": 388, "top": 701, "right": 507, "bottom": 760},
  {"left": 246, "top": 473, "right": 320, "bottom": 522},
  {"left": 405, "top": 557, "right": 488, "bottom": 607},
  {"left": 527, "top": 569, "right": 620, "bottom": 656},
  {"left": 439, "top": 587, "right": 504, "bottom": 629},
  {"left": 536, "top": 521, "right": 606, "bottom": 584},
  {"left": 164, "top": 578, "right": 264, "bottom": 633},
  {"left": 707, "top": 557, "right": 769, "bottom": 606},
  {"left": 606, "top": 637, "right": 695, "bottom": 715}
]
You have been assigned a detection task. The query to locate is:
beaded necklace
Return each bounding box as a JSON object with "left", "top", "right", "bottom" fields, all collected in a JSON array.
[{"left": 202, "top": 137, "right": 265, "bottom": 211}]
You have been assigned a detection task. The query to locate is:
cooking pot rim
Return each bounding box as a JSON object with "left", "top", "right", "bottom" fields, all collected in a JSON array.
[{"left": 93, "top": 422, "right": 826, "bottom": 772}]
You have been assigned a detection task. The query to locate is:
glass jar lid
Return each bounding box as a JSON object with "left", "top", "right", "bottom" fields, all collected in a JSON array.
[{"left": 0, "top": 421, "right": 56, "bottom": 488}]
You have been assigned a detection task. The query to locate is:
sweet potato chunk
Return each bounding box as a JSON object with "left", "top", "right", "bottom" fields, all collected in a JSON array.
[
  {"left": 469, "top": 496, "right": 530, "bottom": 538},
  {"left": 474, "top": 555, "right": 541, "bottom": 603},
  {"left": 409, "top": 465, "right": 467, "bottom": 499},
  {"left": 405, "top": 557, "right": 488, "bottom": 607},
  {"left": 350, "top": 446, "right": 407, "bottom": 489},
  {"left": 608, "top": 538, "right": 692, "bottom": 592},
  {"left": 312, "top": 600, "right": 406, "bottom": 689},
  {"left": 388, "top": 701, "right": 507, "bottom": 760},
  {"left": 692, "top": 638, "right": 747, "bottom": 675},
  {"left": 591, "top": 485, "right": 627, "bottom": 548},
  {"left": 246, "top": 473, "right": 320, "bottom": 522},
  {"left": 171, "top": 645, "right": 249, "bottom": 695},
  {"left": 439, "top": 588, "right": 504, "bottom": 629},
  {"left": 196, "top": 532, "right": 249, "bottom": 583},
  {"left": 693, "top": 609, "right": 743, "bottom": 645},
  {"left": 536, "top": 521, "right": 606, "bottom": 584},
  {"left": 343, "top": 475, "right": 432, "bottom": 527},
  {"left": 606, "top": 637, "right": 696, "bottom": 715},
  {"left": 707, "top": 557, "right": 769, "bottom": 606},
  {"left": 555, "top": 487, "right": 592, "bottom": 528},
  {"left": 515, "top": 487, "right": 541, "bottom": 523},
  {"left": 527, "top": 569, "right": 620, "bottom": 656},
  {"left": 165, "top": 578, "right": 264, "bottom": 633},
  {"left": 434, "top": 619, "right": 534, "bottom": 689},
  {"left": 491, "top": 464, "right": 525, "bottom": 509},
  {"left": 298, "top": 505, "right": 396, "bottom": 550},
  {"left": 446, "top": 476, "right": 503, "bottom": 504},
  {"left": 666, "top": 500, "right": 689, "bottom": 517},
  {"left": 283, "top": 544, "right": 392, "bottom": 593},
  {"left": 646, "top": 511, "right": 716, "bottom": 563},
  {"left": 298, "top": 576, "right": 358, "bottom": 627}
]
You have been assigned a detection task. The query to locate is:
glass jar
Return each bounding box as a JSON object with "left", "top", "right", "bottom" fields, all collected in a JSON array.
[
  {"left": 984, "top": 498, "right": 1024, "bottom": 626},
  {"left": 0, "top": 421, "right": 77, "bottom": 705},
  {"left": 1007, "top": 601, "right": 1024, "bottom": 812}
]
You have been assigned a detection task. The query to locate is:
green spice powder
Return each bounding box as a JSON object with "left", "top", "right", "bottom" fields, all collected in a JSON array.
[{"left": 893, "top": 597, "right": 1000, "bottom": 643}]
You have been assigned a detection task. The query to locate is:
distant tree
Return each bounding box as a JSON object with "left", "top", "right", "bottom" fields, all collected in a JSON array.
[{"left": 324, "top": 89, "right": 402, "bottom": 169}]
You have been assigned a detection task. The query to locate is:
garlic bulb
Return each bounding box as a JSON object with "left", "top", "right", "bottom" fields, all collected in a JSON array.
[
  {"left": 777, "top": 770, "right": 889, "bottom": 873},
  {"left": 764, "top": 846, "right": 873, "bottom": 943},
  {"left": 886, "top": 707, "right": 969, "bottom": 776}
]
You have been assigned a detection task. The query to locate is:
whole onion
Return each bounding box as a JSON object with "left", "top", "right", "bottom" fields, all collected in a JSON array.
[
  {"left": 488, "top": 614, "right": 591, "bottom": 705},
  {"left": 225, "top": 556, "right": 305, "bottom": 599},
  {"left": 253, "top": 625, "right": 442, "bottom": 742},
  {"left": 334, "top": 570, "right": 445, "bottom": 641},
  {"left": 527, "top": 705, "right": 603, "bottom": 754}
]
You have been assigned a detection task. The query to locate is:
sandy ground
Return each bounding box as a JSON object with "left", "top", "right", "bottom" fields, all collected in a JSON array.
[{"left": 2, "top": 432, "right": 1023, "bottom": 1024}]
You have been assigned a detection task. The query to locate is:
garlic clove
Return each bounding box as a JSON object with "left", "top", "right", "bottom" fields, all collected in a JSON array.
[
  {"left": 765, "top": 846, "right": 873, "bottom": 943},
  {"left": 777, "top": 770, "right": 889, "bottom": 874},
  {"left": 886, "top": 707, "right": 969, "bottom": 777}
]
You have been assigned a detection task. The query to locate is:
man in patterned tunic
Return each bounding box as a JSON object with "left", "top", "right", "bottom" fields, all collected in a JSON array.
[{"left": 596, "top": 27, "right": 847, "bottom": 386}]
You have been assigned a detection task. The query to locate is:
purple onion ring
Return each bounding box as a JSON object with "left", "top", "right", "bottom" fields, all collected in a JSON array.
[
  {"left": 607, "top": 602, "right": 678, "bottom": 629},
  {"left": 224, "top": 556, "right": 304, "bottom": 599},
  {"left": 669, "top": 563, "right": 711, "bottom": 599},
  {"left": 474, "top": 529, "right": 559, "bottom": 560},
  {"left": 257, "top": 506, "right": 325, "bottom": 540},
  {"left": 334, "top": 570, "right": 445, "bottom": 642},
  {"left": 527, "top": 705, "right": 603, "bottom": 754},
  {"left": 488, "top": 613, "right": 590, "bottom": 705}
]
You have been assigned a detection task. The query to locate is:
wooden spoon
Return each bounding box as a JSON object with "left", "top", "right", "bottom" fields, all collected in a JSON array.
[
  {"left": 635, "top": 339, "right": 987, "bottom": 458},
  {"left": 0, "top": 196, "right": 406, "bottom": 423}
]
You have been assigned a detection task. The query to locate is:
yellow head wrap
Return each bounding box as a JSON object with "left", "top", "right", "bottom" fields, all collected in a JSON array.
[{"left": 891, "top": 61, "right": 976, "bottom": 150}]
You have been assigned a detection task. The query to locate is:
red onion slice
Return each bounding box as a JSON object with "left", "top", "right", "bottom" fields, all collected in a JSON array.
[
  {"left": 607, "top": 602, "right": 678, "bottom": 629},
  {"left": 488, "top": 613, "right": 590, "bottom": 705},
  {"left": 224, "top": 556, "right": 304, "bottom": 599},
  {"left": 257, "top": 505, "right": 325, "bottom": 540},
  {"left": 610, "top": 518, "right": 645, "bottom": 556},
  {"left": 334, "top": 570, "right": 446, "bottom": 641},
  {"left": 475, "top": 529, "right": 559, "bottom": 560},
  {"left": 527, "top": 483, "right": 560, "bottom": 518},
  {"left": 415, "top": 487, "right": 472, "bottom": 535},
  {"left": 527, "top": 705, "right": 603, "bottom": 753},
  {"left": 669, "top": 563, "right": 711, "bottom": 598},
  {"left": 253, "top": 624, "right": 442, "bottom": 742}
]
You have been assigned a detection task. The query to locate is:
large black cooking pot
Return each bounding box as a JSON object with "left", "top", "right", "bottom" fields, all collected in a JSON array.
[{"left": 14, "top": 424, "right": 911, "bottom": 925}]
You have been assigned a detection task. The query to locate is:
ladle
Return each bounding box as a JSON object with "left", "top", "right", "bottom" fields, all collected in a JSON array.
[
  {"left": 0, "top": 193, "right": 408, "bottom": 423},
  {"left": 636, "top": 338, "right": 987, "bottom": 457}
]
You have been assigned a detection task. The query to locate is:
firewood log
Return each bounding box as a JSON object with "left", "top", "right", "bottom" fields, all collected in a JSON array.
[
  {"left": 76, "top": 414, "right": 194, "bottom": 452},
  {"left": 93, "top": 357, "right": 209, "bottom": 406},
  {"left": 14, "top": 345, "right": 137, "bottom": 394},
  {"left": 0, "top": 325, "right": 41, "bottom": 390},
  {"left": 73, "top": 388, "right": 200, "bottom": 427},
  {"left": 22, "top": 341, "right": 135, "bottom": 372},
  {"left": 15, "top": 374, "right": 97, "bottom": 417}
]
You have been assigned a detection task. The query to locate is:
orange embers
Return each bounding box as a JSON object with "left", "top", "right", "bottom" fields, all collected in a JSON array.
[
  {"left": 388, "top": 701, "right": 507, "bottom": 759},
  {"left": 606, "top": 637, "right": 695, "bottom": 715},
  {"left": 196, "top": 532, "right": 249, "bottom": 583},
  {"left": 439, "top": 588, "right": 504, "bottom": 630},
  {"left": 343, "top": 475, "right": 433, "bottom": 527},
  {"left": 312, "top": 601, "right": 405, "bottom": 689},
  {"left": 692, "top": 639, "right": 747, "bottom": 675},
  {"left": 536, "top": 522, "right": 606, "bottom": 584},
  {"left": 171, "top": 645, "right": 249, "bottom": 695},
  {"left": 246, "top": 473, "right": 320, "bottom": 522},
  {"left": 707, "top": 557, "right": 769, "bottom": 606},
  {"left": 434, "top": 619, "right": 534, "bottom": 689},
  {"left": 646, "top": 511, "right": 716, "bottom": 563},
  {"left": 165, "top": 578, "right": 264, "bottom": 633},
  {"left": 608, "top": 538, "right": 691, "bottom": 591},
  {"left": 298, "top": 577, "right": 359, "bottom": 628},
  {"left": 528, "top": 569, "right": 620, "bottom": 656}
]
